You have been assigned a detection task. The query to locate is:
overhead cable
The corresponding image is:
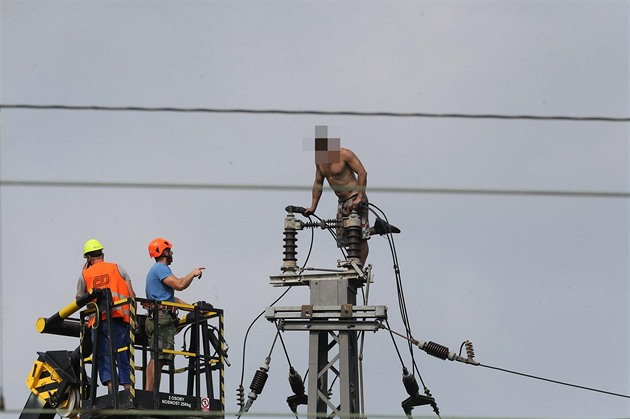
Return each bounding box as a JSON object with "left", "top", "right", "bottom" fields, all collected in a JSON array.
[
  {"left": 384, "top": 325, "right": 630, "bottom": 400},
  {"left": 1, "top": 103, "right": 628, "bottom": 122},
  {"left": 1, "top": 179, "right": 628, "bottom": 199},
  {"left": 479, "top": 363, "right": 630, "bottom": 399}
]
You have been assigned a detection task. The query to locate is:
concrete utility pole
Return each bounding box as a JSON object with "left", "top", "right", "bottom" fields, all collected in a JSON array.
[{"left": 266, "top": 207, "right": 387, "bottom": 418}]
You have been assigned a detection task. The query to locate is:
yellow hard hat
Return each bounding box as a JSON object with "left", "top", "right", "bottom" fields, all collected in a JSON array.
[{"left": 83, "top": 239, "right": 104, "bottom": 256}]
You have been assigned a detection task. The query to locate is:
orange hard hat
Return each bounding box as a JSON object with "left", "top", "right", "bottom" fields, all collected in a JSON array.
[{"left": 148, "top": 237, "right": 173, "bottom": 258}]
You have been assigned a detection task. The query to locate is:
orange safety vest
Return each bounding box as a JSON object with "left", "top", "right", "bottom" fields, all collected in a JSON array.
[{"left": 82, "top": 261, "right": 132, "bottom": 326}]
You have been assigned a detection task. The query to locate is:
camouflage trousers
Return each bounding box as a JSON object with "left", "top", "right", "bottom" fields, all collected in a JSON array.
[{"left": 145, "top": 312, "right": 177, "bottom": 361}]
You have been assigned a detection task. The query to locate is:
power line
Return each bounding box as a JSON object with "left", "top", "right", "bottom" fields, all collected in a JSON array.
[
  {"left": 1, "top": 179, "right": 628, "bottom": 198},
  {"left": 383, "top": 325, "right": 630, "bottom": 401},
  {"left": 1, "top": 103, "right": 629, "bottom": 122},
  {"left": 480, "top": 363, "right": 630, "bottom": 400}
]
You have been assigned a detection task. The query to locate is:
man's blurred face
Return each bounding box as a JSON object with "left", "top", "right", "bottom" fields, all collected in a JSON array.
[{"left": 315, "top": 137, "right": 340, "bottom": 164}]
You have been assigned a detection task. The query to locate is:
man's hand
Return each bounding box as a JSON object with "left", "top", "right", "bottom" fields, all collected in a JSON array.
[
  {"left": 351, "top": 195, "right": 365, "bottom": 211},
  {"left": 194, "top": 267, "right": 205, "bottom": 279},
  {"left": 304, "top": 206, "right": 316, "bottom": 216}
]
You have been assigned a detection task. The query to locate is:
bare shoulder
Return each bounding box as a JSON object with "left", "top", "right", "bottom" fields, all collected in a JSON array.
[
  {"left": 341, "top": 147, "right": 364, "bottom": 164},
  {"left": 340, "top": 147, "right": 358, "bottom": 159}
]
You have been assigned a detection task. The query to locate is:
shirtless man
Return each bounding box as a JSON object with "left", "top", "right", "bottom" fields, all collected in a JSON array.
[{"left": 304, "top": 136, "right": 371, "bottom": 264}]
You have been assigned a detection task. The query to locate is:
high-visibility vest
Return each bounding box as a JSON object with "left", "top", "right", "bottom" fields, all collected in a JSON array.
[{"left": 82, "top": 261, "right": 132, "bottom": 326}]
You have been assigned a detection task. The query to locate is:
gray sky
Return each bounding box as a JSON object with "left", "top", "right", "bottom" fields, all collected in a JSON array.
[{"left": 1, "top": 1, "right": 628, "bottom": 418}]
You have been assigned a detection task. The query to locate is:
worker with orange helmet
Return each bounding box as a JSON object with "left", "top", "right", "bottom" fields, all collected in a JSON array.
[
  {"left": 144, "top": 237, "right": 205, "bottom": 391},
  {"left": 76, "top": 239, "right": 136, "bottom": 393}
]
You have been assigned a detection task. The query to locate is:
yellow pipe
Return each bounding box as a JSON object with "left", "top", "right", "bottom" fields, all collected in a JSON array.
[
  {"left": 36, "top": 291, "right": 100, "bottom": 333},
  {"left": 161, "top": 348, "right": 197, "bottom": 357},
  {"left": 58, "top": 300, "right": 83, "bottom": 319},
  {"left": 35, "top": 318, "right": 47, "bottom": 334}
]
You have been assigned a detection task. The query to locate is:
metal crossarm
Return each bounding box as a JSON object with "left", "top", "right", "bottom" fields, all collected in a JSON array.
[
  {"left": 270, "top": 269, "right": 369, "bottom": 287},
  {"left": 266, "top": 305, "right": 387, "bottom": 331},
  {"left": 266, "top": 305, "right": 386, "bottom": 320}
]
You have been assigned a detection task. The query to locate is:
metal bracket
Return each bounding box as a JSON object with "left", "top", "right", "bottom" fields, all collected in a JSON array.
[{"left": 301, "top": 305, "right": 313, "bottom": 318}]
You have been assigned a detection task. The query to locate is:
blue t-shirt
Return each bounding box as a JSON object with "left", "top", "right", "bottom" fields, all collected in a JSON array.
[{"left": 146, "top": 262, "right": 175, "bottom": 302}]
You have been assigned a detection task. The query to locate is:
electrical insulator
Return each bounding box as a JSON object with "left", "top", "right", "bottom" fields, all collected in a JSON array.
[
  {"left": 286, "top": 366, "right": 308, "bottom": 414},
  {"left": 250, "top": 367, "right": 269, "bottom": 395},
  {"left": 424, "top": 341, "right": 450, "bottom": 360},
  {"left": 424, "top": 387, "right": 441, "bottom": 418},
  {"left": 236, "top": 384, "right": 245, "bottom": 410},
  {"left": 288, "top": 367, "right": 305, "bottom": 396},
  {"left": 243, "top": 357, "right": 271, "bottom": 413},
  {"left": 345, "top": 211, "right": 362, "bottom": 263},
  {"left": 401, "top": 366, "right": 437, "bottom": 417},
  {"left": 402, "top": 367, "right": 419, "bottom": 397},
  {"left": 282, "top": 213, "right": 299, "bottom": 273},
  {"left": 465, "top": 340, "right": 475, "bottom": 359},
  {"left": 415, "top": 338, "right": 480, "bottom": 366}
]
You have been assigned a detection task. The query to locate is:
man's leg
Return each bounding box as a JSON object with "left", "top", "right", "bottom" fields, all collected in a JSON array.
[
  {"left": 94, "top": 327, "right": 114, "bottom": 392},
  {"left": 360, "top": 239, "right": 369, "bottom": 266},
  {"left": 113, "top": 320, "right": 132, "bottom": 391},
  {"left": 145, "top": 358, "right": 162, "bottom": 391},
  {"left": 360, "top": 202, "right": 370, "bottom": 265},
  {"left": 145, "top": 314, "right": 175, "bottom": 391},
  {"left": 145, "top": 318, "right": 157, "bottom": 391}
]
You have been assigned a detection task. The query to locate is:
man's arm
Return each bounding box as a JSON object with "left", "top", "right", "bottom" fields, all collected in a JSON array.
[
  {"left": 118, "top": 265, "right": 136, "bottom": 298},
  {"left": 76, "top": 275, "right": 87, "bottom": 299},
  {"left": 342, "top": 149, "right": 368, "bottom": 205},
  {"left": 162, "top": 267, "right": 205, "bottom": 291},
  {"left": 305, "top": 166, "right": 325, "bottom": 216}
]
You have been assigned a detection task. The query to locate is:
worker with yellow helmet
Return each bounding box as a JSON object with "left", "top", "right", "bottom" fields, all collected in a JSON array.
[{"left": 76, "top": 239, "right": 136, "bottom": 393}]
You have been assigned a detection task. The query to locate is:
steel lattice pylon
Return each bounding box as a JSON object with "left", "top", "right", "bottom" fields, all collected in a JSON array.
[{"left": 268, "top": 267, "right": 387, "bottom": 418}]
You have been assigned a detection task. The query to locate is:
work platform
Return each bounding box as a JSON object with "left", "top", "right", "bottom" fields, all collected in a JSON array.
[{"left": 21, "top": 290, "right": 226, "bottom": 419}]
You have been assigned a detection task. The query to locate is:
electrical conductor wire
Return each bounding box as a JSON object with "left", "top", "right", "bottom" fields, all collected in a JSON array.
[
  {"left": 479, "top": 363, "right": 630, "bottom": 399},
  {"left": 382, "top": 323, "right": 630, "bottom": 400},
  {"left": 3, "top": 180, "right": 628, "bottom": 200},
  {"left": 238, "top": 287, "right": 292, "bottom": 386},
  {"left": 2, "top": 103, "right": 629, "bottom": 122},
  {"left": 369, "top": 203, "right": 427, "bottom": 387},
  {"left": 275, "top": 321, "right": 293, "bottom": 369}
]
